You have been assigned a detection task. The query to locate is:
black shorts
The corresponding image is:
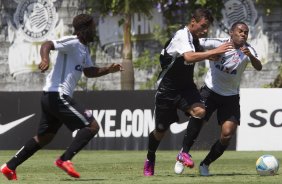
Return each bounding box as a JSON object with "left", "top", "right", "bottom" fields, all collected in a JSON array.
[
  {"left": 154, "top": 85, "right": 203, "bottom": 132},
  {"left": 200, "top": 85, "right": 240, "bottom": 125},
  {"left": 38, "top": 92, "right": 95, "bottom": 135}
]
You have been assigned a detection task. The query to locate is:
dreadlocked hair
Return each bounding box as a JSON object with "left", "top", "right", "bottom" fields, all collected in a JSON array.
[{"left": 72, "top": 14, "right": 93, "bottom": 34}]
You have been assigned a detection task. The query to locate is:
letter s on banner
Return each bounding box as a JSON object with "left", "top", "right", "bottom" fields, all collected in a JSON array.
[{"left": 237, "top": 89, "right": 282, "bottom": 151}]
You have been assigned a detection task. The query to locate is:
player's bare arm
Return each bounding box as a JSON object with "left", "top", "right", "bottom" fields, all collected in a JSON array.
[
  {"left": 39, "top": 41, "right": 55, "bottom": 72},
  {"left": 183, "top": 42, "right": 233, "bottom": 63},
  {"left": 240, "top": 47, "right": 262, "bottom": 71},
  {"left": 83, "top": 63, "right": 123, "bottom": 78}
]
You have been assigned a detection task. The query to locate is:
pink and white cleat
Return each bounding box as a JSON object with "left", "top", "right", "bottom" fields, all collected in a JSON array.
[{"left": 143, "top": 159, "right": 155, "bottom": 176}]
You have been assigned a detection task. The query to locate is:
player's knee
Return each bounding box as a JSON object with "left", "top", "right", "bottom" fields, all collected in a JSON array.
[
  {"left": 221, "top": 124, "right": 237, "bottom": 145},
  {"left": 153, "top": 129, "right": 166, "bottom": 141},
  {"left": 35, "top": 134, "right": 55, "bottom": 147},
  {"left": 89, "top": 120, "right": 100, "bottom": 134},
  {"left": 220, "top": 133, "right": 233, "bottom": 145}
]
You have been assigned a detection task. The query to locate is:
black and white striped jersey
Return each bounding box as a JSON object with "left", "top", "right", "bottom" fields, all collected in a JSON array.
[{"left": 158, "top": 27, "right": 197, "bottom": 90}]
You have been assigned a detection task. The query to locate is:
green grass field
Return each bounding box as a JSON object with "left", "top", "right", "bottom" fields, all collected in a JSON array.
[{"left": 0, "top": 150, "right": 281, "bottom": 184}]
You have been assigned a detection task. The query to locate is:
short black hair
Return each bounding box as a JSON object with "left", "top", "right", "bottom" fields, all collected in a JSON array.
[
  {"left": 191, "top": 8, "right": 214, "bottom": 24},
  {"left": 72, "top": 14, "right": 93, "bottom": 34},
  {"left": 230, "top": 21, "right": 248, "bottom": 31}
]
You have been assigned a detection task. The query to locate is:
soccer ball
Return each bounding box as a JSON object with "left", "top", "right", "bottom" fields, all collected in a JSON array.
[{"left": 256, "top": 155, "right": 279, "bottom": 176}]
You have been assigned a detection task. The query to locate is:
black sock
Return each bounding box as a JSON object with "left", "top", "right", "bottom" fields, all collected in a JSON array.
[
  {"left": 7, "top": 138, "right": 41, "bottom": 170},
  {"left": 146, "top": 131, "right": 161, "bottom": 162},
  {"left": 201, "top": 140, "right": 228, "bottom": 166},
  {"left": 60, "top": 128, "right": 95, "bottom": 161},
  {"left": 182, "top": 117, "right": 203, "bottom": 153}
]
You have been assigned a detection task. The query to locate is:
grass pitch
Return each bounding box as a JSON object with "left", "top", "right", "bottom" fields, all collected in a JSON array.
[{"left": 0, "top": 150, "right": 281, "bottom": 184}]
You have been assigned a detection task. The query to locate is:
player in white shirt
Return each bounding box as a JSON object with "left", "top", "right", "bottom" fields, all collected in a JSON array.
[
  {"left": 174, "top": 22, "right": 262, "bottom": 176},
  {"left": 1, "top": 14, "right": 122, "bottom": 180}
]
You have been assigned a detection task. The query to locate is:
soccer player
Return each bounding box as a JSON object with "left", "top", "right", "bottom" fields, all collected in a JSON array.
[
  {"left": 174, "top": 21, "right": 262, "bottom": 176},
  {"left": 0, "top": 14, "right": 122, "bottom": 180},
  {"left": 143, "top": 8, "right": 234, "bottom": 176}
]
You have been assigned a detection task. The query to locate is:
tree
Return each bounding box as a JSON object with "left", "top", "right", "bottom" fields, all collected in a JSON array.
[
  {"left": 87, "top": 0, "right": 224, "bottom": 90},
  {"left": 264, "top": 64, "right": 282, "bottom": 88},
  {"left": 87, "top": 0, "right": 155, "bottom": 90}
]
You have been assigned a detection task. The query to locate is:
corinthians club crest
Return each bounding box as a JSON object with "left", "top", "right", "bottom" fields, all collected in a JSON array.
[
  {"left": 13, "top": 0, "right": 57, "bottom": 42},
  {"left": 218, "top": 0, "right": 269, "bottom": 64},
  {"left": 219, "top": 0, "right": 258, "bottom": 34}
]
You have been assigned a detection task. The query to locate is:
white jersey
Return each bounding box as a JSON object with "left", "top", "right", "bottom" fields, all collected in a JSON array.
[
  {"left": 200, "top": 38, "right": 258, "bottom": 96},
  {"left": 162, "top": 26, "right": 195, "bottom": 57},
  {"left": 43, "top": 35, "right": 94, "bottom": 97}
]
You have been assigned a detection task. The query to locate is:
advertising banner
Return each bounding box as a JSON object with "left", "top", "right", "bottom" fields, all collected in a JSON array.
[
  {"left": 237, "top": 89, "right": 282, "bottom": 151},
  {"left": 0, "top": 91, "right": 231, "bottom": 150}
]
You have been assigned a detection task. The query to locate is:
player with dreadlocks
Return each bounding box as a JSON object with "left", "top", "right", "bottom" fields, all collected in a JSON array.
[{"left": 1, "top": 14, "right": 123, "bottom": 180}]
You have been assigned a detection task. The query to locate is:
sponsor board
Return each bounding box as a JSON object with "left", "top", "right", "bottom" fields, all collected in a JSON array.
[
  {"left": 237, "top": 89, "right": 282, "bottom": 151},
  {"left": 0, "top": 91, "right": 227, "bottom": 150}
]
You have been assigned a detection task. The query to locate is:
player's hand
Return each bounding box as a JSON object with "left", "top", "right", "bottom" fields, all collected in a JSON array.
[
  {"left": 38, "top": 58, "right": 50, "bottom": 73},
  {"left": 108, "top": 63, "right": 123, "bottom": 73},
  {"left": 240, "top": 47, "right": 252, "bottom": 57},
  {"left": 216, "top": 42, "right": 234, "bottom": 54}
]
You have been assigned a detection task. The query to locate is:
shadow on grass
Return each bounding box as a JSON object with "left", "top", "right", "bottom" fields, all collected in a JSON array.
[
  {"left": 212, "top": 173, "right": 257, "bottom": 176},
  {"left": 164, "top": 173, "right": 257, "bottom": 177},
  {"left": 61, "top": 178, "right": 106, "bottom": 182}
]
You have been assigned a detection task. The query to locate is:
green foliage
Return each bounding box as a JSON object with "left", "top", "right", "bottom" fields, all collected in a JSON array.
[
  {"left": 86, "top": 0, "right": 154, "bottom": 16},
  {"left": 133, "top": 23, "right": 168, "bottom": 89},
  {"left": 134, "top": 50, "right": 158, "bottom": 70},
  {"left": 265, "top": 63, "right": 282, "bottom": 88},
  {"left": 158, "top": 0, "right": 224, "bottom": 22},
  {"left": 255, "top": 0, "right": 282, "bottom": 16},
  {"left": 133, "top": 49, "right": 161, "bottom": 89},
  {"left": 152, "top": 25, "right": 169, "bottom": 46}
]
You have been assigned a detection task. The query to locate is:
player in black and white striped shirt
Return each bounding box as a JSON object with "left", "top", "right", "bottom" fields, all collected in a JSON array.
[
  {"left": 143, "top": 8, "right": 233, "bottom": 176},
  {"left": 1, "top": 14, "right": 122, "bottom": 180}
]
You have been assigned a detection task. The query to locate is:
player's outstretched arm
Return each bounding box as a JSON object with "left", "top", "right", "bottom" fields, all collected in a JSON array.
[
  {"left": 183, "top": 42, "right": 233, "bottom": 64},
  {"left": 83, "top": 63, "right": 123, "bottom": 78},
  {"left": 39, "top": 41, "right": 55, "bottom": 73}
]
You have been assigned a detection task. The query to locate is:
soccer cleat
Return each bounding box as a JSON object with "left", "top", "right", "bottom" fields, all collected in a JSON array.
[
  {"left": 1, "top": 164, "right": 17, "bottom": 180},
  {"left": 55, "top": 158, "right": 80, "bottom": 178},
  {"left": 199, "top": 163, "right": 210, "bottom": 176},
  {"left": 174, "top": 160, "right": 184, "bottom": 174},
  {"left": 176, "top": 152, "right": 194, "bottom": 168},
  {"left": 143, "top": 159, "right": 155, "bottom": 176}
]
